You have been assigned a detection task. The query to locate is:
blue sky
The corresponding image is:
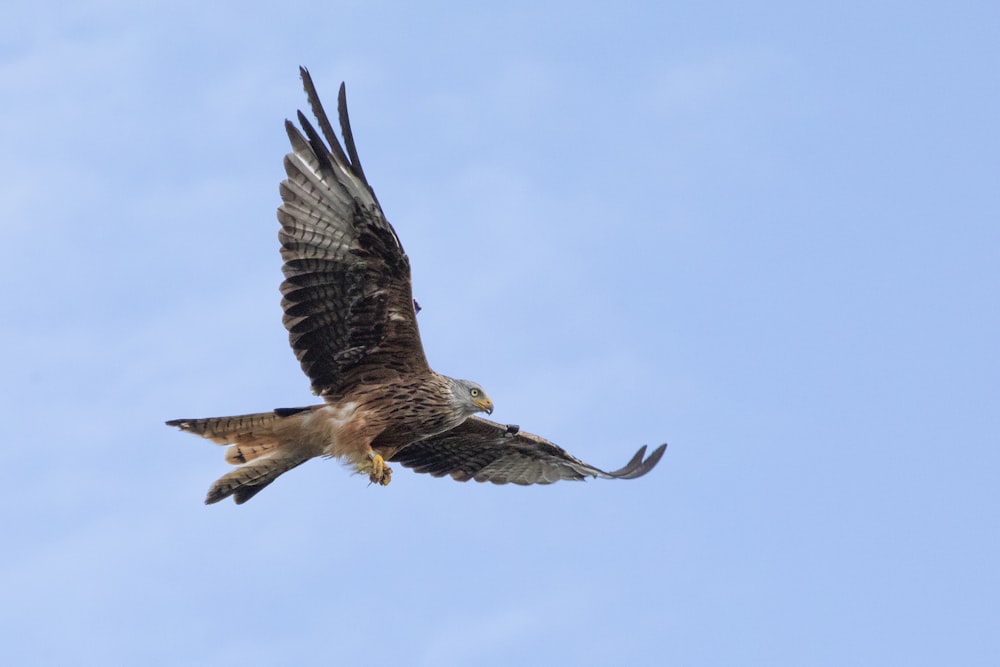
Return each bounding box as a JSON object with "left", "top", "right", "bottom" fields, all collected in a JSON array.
[{"left": 2, "top": 1, "right": 998, "bottom": 664}]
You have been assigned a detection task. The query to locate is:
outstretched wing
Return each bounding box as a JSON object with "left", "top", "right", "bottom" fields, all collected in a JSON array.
[
  {"left": 278, "top": 67, "right": 428, "bottom": 398},
  {"left": 390, "top": 416, "right": 667, "bottom": 485}
]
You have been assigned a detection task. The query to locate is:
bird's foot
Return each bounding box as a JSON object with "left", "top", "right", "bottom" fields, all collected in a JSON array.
[{"left": 367, "top": 453, "right": 392, "bottom": 486}]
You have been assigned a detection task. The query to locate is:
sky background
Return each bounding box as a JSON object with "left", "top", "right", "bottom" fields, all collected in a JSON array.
[{"left": 2, "top": 1, "right": 998, "bottom": 665}]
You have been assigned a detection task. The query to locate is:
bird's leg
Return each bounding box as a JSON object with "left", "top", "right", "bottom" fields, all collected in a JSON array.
[{"left": 367, "top": 452, "right": 392, "bottom": 486}]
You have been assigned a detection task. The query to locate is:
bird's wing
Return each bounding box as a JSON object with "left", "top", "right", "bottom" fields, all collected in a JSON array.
[
  {"left": 389, "top": 416, "right": 667, "bottom": 484},
  {"left": 278, "top": 67, "right": 428, "bottom": 397}
]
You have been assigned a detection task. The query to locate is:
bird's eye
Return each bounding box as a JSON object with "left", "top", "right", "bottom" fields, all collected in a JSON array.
[{"left": 470, "top": 388, "right": 480, "bottom": 397}]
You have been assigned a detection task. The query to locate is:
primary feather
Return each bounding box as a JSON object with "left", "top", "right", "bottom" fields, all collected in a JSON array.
[{"left": 166, "top": 68, "right": 667, "bottom": 504}]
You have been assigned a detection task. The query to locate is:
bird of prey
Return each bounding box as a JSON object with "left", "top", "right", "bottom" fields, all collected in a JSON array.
[{"left": 166, "top": 68, "right": 667, "bottom": 504}]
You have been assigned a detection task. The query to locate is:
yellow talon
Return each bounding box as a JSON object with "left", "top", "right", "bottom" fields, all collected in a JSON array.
[{"left": 368, "top": 453, "right": 392, "bottom": 486}]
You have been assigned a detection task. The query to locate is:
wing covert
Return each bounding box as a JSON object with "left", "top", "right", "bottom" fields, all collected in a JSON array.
[
  {"left": 389, "top": 416, "right": 667, "bottom": 485},
  {"left": 278, "top": 68, "right": 428, "bottom": 398}
]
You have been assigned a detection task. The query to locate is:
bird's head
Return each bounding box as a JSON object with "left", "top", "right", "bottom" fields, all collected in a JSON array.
[{"left": 450, "top": 378, "right": 494, "bottom": 416}]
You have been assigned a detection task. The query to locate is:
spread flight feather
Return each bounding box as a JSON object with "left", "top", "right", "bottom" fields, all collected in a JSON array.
[{"left": 166, "top": 67, "right": 667, "bottom": 504}]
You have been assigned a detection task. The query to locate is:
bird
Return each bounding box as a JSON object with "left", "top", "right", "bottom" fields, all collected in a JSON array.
[{"left": 166, "top": 67, "right": 667, "bottom": 504}]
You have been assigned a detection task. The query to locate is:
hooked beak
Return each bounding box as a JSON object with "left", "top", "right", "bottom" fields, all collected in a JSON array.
[{"left": 475, "top": 397, "right": 494, "bottom": 415}]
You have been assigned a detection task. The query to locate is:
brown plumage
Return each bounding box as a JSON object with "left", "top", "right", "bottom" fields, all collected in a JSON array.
[
  {"left": 391, "top": 417, "right": 667, "bottom": 485},
  {"left": 166, "top": 67, "right": 667, "bottom": 504}
]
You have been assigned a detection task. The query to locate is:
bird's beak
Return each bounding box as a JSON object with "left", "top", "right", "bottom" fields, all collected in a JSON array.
[{"left": 475, "top": 398, "right": 494, "bottom": 415}]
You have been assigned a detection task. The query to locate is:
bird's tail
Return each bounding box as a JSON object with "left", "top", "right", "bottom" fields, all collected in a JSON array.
[{"left": 166, "top": 407, "right": 316, "bottom": 504}]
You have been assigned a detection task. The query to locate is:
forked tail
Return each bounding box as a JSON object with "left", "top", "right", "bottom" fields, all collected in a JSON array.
[{"left": 166, "top": 408, "right": 315, "bottom": 504}]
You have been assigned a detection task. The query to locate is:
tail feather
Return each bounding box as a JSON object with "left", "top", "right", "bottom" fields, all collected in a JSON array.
[
  {"left": 166, "top": 407, "right": 318, "bottom": 504},
  {"left": 224, "top": 439, "right": 281, "bottom": 465},
  {"left": 165, "top": 411, "right": 283, "bottom": 444},
  {"left": 205, "top": 455, "right": 308, "bottom": 505}
]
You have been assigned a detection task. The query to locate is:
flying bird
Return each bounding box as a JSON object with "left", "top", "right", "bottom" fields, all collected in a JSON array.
[{"left": 166, "top": 68, "right": 667, "bottom": 504}]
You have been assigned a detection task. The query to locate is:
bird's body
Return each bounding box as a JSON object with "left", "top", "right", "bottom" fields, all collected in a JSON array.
[
  {"left": 167, "top": 68, "right": 666, "bottom": 504},
  {"left": 172, "top": 371, "right": 491, "bottom": 503}
]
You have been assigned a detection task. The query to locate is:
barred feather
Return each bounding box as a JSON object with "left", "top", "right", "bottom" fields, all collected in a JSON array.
[
  {"left": 205, "top": 455, "right": 308, "bottom": 505},
  {"left": 164, "top": 412, "right": 280, "bottom": 445},
  {"left": 165, "top": 69, "right": 669, "bottom": 505},
  {"left": 167, "top": 408, "right": 320, "bottom": 504}
]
